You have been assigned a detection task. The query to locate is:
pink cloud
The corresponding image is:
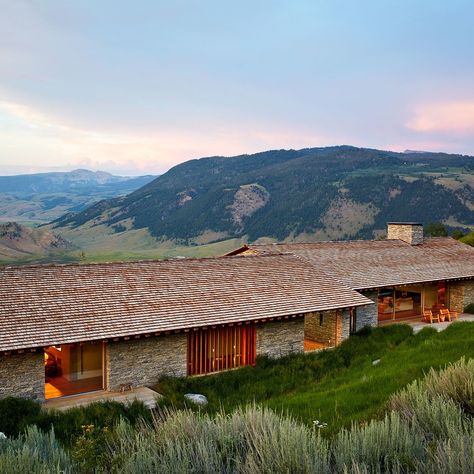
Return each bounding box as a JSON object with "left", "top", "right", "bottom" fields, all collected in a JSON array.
[
  {"left": 407, "top": 101, "right": 474, "bottom": 135},
  {"left": 0, "top": 98, "right": 334, "bottom": 175}
]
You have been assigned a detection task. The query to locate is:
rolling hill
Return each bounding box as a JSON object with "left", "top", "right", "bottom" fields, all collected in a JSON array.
[
  {"left": 0, "top": 222, "right": 76, "bottom": 262},
  {"left": 0, "top": 169, "right": 156, "bottom": 224},
  {"left": 50, "top": 146, "right": 474, "bottom": 252}
]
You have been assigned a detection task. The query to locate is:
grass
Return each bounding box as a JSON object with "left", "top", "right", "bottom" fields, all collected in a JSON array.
[{"left": 156, "top": 322, "right": 474, "bottom": 435}]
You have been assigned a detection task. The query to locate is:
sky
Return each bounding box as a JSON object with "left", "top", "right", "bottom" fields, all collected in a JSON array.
[{"left": 0, "top": 1, "right": 473, "bottom": 176}]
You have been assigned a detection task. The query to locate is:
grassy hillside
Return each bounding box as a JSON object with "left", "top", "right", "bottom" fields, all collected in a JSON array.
[
  {"left": 157, "top": 322, "right": 474, "bottom": 435},
  {"left": 52, "top": 146, "right": 474, "bottom": 250},
  {"left": 1, "top": 325, "right": 473, "bottom": 472},
  {"left": 0, "top": 222, "right": 76, "bottom": 262}
]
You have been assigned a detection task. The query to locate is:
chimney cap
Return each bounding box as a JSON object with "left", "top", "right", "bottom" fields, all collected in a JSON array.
[{"left": 387, "top": 222, "right": 422, "bottom": 226}]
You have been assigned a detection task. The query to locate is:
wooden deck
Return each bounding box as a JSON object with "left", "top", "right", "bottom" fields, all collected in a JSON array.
[
  {"left": 45, "top": 376, "right": 103, "bottom": 400},
  {"left": 43, "top": 386, "right": 161, "bottom": 411}
]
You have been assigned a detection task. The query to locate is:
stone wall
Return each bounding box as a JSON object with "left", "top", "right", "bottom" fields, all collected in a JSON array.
[
  {"left": 358, "top": 291, "right": 379, "bottom": 329},
  {"left": 449, "top": 280, "right": 474, "bottom": 312},
  {"left": 256, "top": 319, "right": 304, "bottom": 358},
  {"left": 106, "top": 334, "right": 187, "bottom": 391},
  {"left": 304, "top": 310, "right": 342, "bottom": 346},
  {"left": 448, "top": 282, "right": 465, "bottom": 312},
  {"left": 341, "top": 309, "right": 351, "bottom": 341},
  {"left": 463, "top": 280, "right": 474, "bottom": 309},
  {"left": 0, "top": 352, "right": 44, "bottom": 402}
]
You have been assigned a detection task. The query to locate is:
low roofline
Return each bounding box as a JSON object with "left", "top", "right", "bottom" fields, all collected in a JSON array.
[
  {"left": 355, "top": 275, "right": 474, "bottom": 291},
  {"left": 0, "top": 251, "right": 288, "bottom": 270},
  {"left": 227, "top": 236, "right": 455, "bottom": 251},
  {"left": 1, "top": 300, "right": 374, "bottom": 354}
]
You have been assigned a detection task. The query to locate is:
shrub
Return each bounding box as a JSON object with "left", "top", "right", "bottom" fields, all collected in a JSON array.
[
  {"left": 71, "top": 423, "right": 113, "bottom": 472},
  {"left": 36, "top": 400, "right": 152, "bottom": 447},
  {"left": 0, "top": 426, "right": 73, "bottom": 473},
  {"left": 420, "top": 357, "right": 474, "bottom": 415},
  {"left": 389, "top": 382, "right": 466, "bottom": 439},
  {"left": 390, "top": 357, "right": 474, "bottom": 419},
  {"left": 0, "top": 397, "right": 152, "bottom": 450},
  {"left": 332, "top": 412, "right": 424, "bottom": 472},
  {"left": 422, "top": 428, "right": 474, "bottom": 473},
  {"left": 460, "top": 231, "right": 474, "bottom": 247},
  {"left": 0, "top": 397, "right": 42, "bottom": 437},
  {"left": 464, "top": 303, "right": 474, "bottom": 314},
  {"left": 106, "top": 406, "right": 332, "bottom": 474}
]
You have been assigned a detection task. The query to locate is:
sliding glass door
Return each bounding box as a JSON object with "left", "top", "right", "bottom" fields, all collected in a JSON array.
[{"left": 44, "top": 342, "right": 105, "bottom": 399}]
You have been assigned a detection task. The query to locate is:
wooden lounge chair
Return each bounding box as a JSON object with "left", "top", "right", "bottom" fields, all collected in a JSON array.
[
  {"left": 440, "top": 309, "right": 458, "bottom": 322},
  {"left": 449, "top": 310, "right": 459, "bottom": 321},
  {"left": 423, "top": 310, "right": 439, "bottom": 324}
]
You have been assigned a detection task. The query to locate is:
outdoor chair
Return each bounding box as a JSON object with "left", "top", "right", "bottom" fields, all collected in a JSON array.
[
  {"left": 449, "top": 310, "right": 459, "bottom": 321},
  {"left": 423, "top": 310, "right": 439, "bottom": 324},
  {"left": 440, "top": 308, "right": 458, "bottom": 322}
]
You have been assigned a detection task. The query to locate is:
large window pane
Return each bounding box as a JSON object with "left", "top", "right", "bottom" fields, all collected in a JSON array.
[{"left": 44, "top": 343, "right": 104, "bottom": 399}]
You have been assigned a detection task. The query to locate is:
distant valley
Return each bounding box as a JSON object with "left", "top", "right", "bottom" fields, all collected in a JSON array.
[{"left": 0, "top": 169, "right": 156, "bottom": 224}]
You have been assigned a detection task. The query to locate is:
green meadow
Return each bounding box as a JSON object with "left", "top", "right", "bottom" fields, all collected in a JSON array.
[{"left": 157, "top": 322, "right": 474, "bottom": 435}]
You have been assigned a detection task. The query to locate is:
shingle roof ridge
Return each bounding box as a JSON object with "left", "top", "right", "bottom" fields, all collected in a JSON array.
[
  {"left": 251, "top": 239, "right": 384, "bottom": 246},
  {"left": 251, "top": 236, "right": 457, "bottom": 247},
  {"left": 0, "top": 252, "right": 302, "bottom": 271}
]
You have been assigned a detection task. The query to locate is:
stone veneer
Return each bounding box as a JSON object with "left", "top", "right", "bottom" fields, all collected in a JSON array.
[
  {"left": 465, "top": 280, "right": 474, "bottom": 308},
  {"left": 256, "top": 319, "right": 304, "bottom": 358},
  {"left": 0, "top": 352, "right": 44, "bottom": 402},
  {"left": 387, "top": 223, "right": 423, "bottom": 245},
  {"left": 106, "top": 334, "right": 187, "bottom": 390},
  {"left": 341, "top": 309, "right": 351, "bottom": 341},
  {"left": 448, "top": 280, "right": 474, "bottom": 312},
  {"left": 357, "top": 291, "right": 379, "bottom": 328},
  {"left": 304, "top": 310, "right": 342, "bottom": 346},
  {"left": 304, "top": 297, "right": 377, "bottom": 347}
]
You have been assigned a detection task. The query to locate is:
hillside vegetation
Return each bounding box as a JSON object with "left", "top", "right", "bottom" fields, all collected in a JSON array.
[
  {"left": 0, "top": 222, "right": 75, "bottom": 262},
  {"left": 157, "top": 322, "right": 474, "bottom": 434},
  {"left": 52, "top": 146, "right": 474, "bottom": 249},
  {"left": 1, "top": 325, "right": 473, "bottom": 473}
]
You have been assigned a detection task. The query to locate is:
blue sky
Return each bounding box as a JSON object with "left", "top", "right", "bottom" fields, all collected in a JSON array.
[{"left": 0, "top": 1, "right": 473, "bottom": 175}]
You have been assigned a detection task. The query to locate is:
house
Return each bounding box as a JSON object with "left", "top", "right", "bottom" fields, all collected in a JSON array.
[
  {"left": 228, "top": 223, "right": 474, "bottom": 341},
  {"left": 0, "top": 253, "right": 371, "bottom": 402},
  {"left": 0, "top": 222, "right": 473, "bottom": 403}
]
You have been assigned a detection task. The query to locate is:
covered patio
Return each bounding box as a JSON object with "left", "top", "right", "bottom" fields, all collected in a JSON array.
[{"left": 378, "top": 313, "right": 474, "bottom": 333}]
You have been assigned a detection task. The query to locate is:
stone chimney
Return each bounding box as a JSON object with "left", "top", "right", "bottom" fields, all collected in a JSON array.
[{"left": 387, "top": 222, "right": 423, "bottom": 245}]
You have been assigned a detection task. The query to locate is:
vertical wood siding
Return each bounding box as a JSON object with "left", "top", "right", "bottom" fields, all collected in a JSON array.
[{"left": 187, "top": 324, "right": 256, "bottom": 376}]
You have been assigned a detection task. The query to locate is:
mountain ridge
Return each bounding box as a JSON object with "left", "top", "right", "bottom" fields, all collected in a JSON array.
[{"left": 51, "top": 146, "right": 474, "bottom": 248}]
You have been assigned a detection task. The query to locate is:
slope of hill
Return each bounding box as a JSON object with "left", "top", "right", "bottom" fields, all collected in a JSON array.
[
  {"left": 51, "top": 146, "right": 474, "bottom": 249},
  {"left": 0, "top": 222, "right": 76, "bottom": 262},
  {"left": 0, "top": 169, "right": 156, "bottom": 224}
]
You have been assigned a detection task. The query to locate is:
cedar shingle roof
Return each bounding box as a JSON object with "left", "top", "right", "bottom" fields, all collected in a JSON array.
[
  {"left": 237, "top": 238, "right": 474, "bottom": 290},
  {"left": 0, "top": 254, "right": 371, "bottom": 352}
]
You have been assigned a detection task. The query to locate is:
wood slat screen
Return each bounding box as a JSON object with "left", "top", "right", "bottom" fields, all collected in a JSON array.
[{"left": 187, "top": 324, "right": 256, "bottom": 376}]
